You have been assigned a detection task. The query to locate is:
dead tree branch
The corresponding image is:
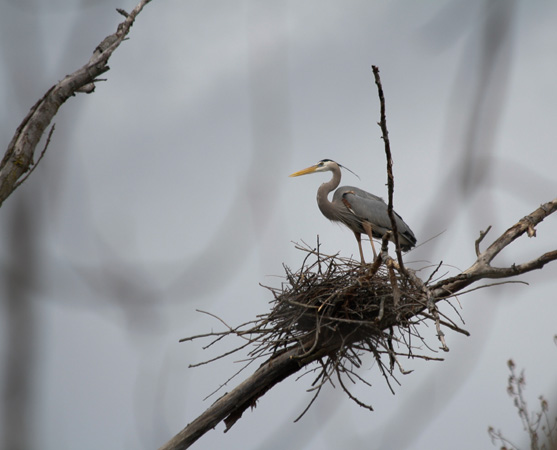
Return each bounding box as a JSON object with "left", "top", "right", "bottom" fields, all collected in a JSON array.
[
  {"left": 371, "top": 65, "right": 407, "bottom": 273},
  {"left": 430, "top": 199, "right": 557, "bottom": 299},
  {"left": 0, "top": 0, "right": 153, "bottom": 207}
]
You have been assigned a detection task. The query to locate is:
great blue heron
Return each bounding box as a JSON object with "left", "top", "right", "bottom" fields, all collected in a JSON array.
[{"left": 290, "top": 159, "right": 416, "bottom": 263}]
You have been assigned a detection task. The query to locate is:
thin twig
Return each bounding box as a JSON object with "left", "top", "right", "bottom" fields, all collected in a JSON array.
[
  {"left": 371, "top": 65, "right": 406, "bottom": 274},
  {"left": 475, "top": 226, "right": 492, "bottom": 256}
]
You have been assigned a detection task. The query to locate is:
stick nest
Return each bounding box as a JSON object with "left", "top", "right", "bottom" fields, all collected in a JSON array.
[
  {"left": 184, "top": 241, "right": 466, "bottom": 416},
  {"left": 270, "top": 247, "right": 417, "bottom": 342}
]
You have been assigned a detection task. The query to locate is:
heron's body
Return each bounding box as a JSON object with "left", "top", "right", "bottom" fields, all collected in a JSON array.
[{"left": 290, "top": 159, "right": 416, "bottom": 262}]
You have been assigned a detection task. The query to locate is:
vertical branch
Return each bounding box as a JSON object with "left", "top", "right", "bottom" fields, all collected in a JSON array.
[{"left": 371, "top": 66, "right": 406, "bottom": 273}]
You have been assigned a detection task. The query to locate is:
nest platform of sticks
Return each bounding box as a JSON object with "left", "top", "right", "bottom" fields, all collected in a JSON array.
[{"left": 183, "top": 240, "right": 466, "bottom": 426}]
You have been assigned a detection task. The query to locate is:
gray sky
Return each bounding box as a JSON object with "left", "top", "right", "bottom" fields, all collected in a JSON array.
[{"left": 1, "top": 0, "right": 556, "bottom": 449}]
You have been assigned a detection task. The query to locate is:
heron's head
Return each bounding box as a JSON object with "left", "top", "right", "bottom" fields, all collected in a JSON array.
[
  {"left": 290, "top": 159, "right": 359, "bottom": 179},
  {"left": 289, "top": 159, "right": 339, "bottom": 177}
]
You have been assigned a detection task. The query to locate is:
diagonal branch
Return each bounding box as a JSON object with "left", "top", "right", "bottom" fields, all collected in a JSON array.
[
  {"left": 480, "top": 200, "right": 557, "bottom": 264},
  {"left": 431, "top": 198, "right": 557, "bottom": 299},
  {"left": 0, "top": 0, "right": 153, "bottom": 207},
  {"left": 159, "top": 334, "right": 340, "bottom": 450}
]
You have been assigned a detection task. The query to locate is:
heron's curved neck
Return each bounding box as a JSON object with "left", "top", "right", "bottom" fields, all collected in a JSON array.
[{"left": 316, "top": 168, "right": 341, "bottom": 220}]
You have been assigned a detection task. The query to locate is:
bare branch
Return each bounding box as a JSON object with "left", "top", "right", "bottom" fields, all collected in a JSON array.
[
  {"left": 0, "top": 0, "right": 153, "bottom": 207},
  {"left": 431, "top": 198, "right": 557, "bottom": 299},
  {"left": 479, "top": 200, "right": 557, "bottom": 266},
  {"left": 13, "top": 124, "right": 55, "bottom": 190},
  {"left": 475, "top": 225, "right": 492, "bottom": 257},
  {"left": 371, "top": 65, "right": 407, "bottom": 273},
  {"left": 159, "top": 335, "right": 335, "bottom": 450}
]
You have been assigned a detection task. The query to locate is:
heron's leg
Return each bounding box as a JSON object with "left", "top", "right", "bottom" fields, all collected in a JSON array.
[
  {"left": 353, "top": 231, "right": 365, "bottom": 264},
  {"left": 362, "top": 222, "right": 378, "bottom": 260}
]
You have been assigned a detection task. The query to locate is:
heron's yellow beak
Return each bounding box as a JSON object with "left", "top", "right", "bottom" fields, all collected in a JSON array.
[{"left": 289, "top": 165, "right": 318, "bottom": 177}]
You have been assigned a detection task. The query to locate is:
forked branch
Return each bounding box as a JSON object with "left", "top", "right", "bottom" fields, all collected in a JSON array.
[{"left": 430, "top": 199, "right": 557, "bottom": 299}]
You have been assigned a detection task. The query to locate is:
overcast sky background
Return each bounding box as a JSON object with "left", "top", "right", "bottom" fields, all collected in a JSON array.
[{"left": 1, "top": 0, "right": 556, "bottom": 449}]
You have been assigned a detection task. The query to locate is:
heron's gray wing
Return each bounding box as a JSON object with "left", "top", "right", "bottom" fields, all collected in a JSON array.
[
  {"left": 334, "top": 186, "right": 391, "bottom": 230},
  {"left": 334, "top": 186, "right": 417, "bottom": 249}
]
